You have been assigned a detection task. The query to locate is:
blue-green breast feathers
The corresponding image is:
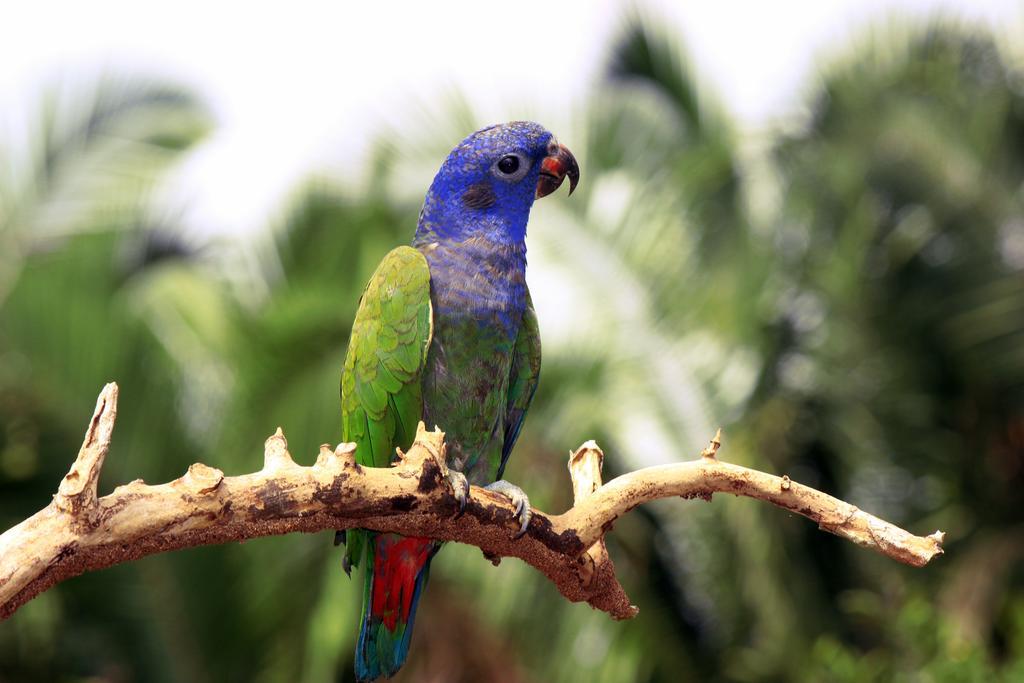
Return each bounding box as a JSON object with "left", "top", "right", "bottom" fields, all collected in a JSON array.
[{"left": 501, "top": 293, "right": 541, "bottom": 479}]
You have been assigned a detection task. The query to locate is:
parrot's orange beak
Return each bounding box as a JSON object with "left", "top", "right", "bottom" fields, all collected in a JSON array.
[{"left": 536, "top": 141, "right": 580, "bottom": 199}]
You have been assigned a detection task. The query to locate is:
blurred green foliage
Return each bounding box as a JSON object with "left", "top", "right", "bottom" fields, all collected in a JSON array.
[{"left": 2, "top": 16, "right": 1024, "bottom": 683}]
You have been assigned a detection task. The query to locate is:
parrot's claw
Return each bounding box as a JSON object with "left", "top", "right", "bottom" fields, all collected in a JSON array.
[
  {"left": 485, "top": 480, "right": 532, "bottom": 538},
  {"left": 446, "top": 469, "right": 470, "bottom": 516},
  {"left": 333, "top": 530, "right": 346, "bottom": 547}
]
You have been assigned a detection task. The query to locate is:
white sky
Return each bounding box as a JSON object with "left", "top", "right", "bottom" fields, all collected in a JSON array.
[{"left": 2, "top": 0, "right": 1021, "bottom": 237}]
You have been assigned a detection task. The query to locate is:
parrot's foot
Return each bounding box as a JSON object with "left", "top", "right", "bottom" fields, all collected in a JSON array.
[
  {"left": 446, "top": 469, "right": 470, "bottom": 516},
  {"left": 333, "top": 530, "right": 346, "bottom": 547},
  {"left": 485, "top": 480, "right": 532, "bottom": 538}
]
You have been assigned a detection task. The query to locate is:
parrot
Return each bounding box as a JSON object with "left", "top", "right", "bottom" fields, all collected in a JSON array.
[{"left": 338, "top": 121, "right": 579, "bottom": 681}]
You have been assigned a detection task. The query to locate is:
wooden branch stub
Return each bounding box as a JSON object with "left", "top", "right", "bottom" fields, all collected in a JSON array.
[
  {"left": 568, "top": 441, "right": 607, "bottom": 585},
  {"left": 700, "top": 428, "right": 722, "bottom": 459},
  {"left": 567, "top": 440, "right": 637, "bottom": 620},
  {"left": 406, "top": 422, "right": 447, "bottom": 470},
  {"left": 0, "top": 386, "right": 944, "bottom": 623},
  {"left": 54, "top": 382, "right": 119, "bottom": 522},
  {"left": 262, "top": 427, "right": 296, "bottom": 471},
  {"left": 181, "top": 463, "right": 224, "bottom": 495},
  {"left": 569, "top": 440, "right": 604, "bottom": 501},
  {"left": 314, "top": 442, "right": 357, "bottom": 471}
]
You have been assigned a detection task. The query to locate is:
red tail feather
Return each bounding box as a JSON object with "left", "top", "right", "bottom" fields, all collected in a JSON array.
[{"left": 371, "top": 535, "right": 434, "bottom": 630}]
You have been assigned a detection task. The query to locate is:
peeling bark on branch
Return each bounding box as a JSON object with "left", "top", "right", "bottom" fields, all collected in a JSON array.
[{"left": 0, "top": 384, "right": 945, "bottom": 622}]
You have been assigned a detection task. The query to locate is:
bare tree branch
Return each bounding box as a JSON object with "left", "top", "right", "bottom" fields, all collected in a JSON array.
[{"left": 0, "top": 383, "right": 945, "bottom": 621}]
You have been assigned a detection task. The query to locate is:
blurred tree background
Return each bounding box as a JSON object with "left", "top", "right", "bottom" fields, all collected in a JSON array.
[{"left": 3, "top": 12, "right": 1024, "bottom": 683}]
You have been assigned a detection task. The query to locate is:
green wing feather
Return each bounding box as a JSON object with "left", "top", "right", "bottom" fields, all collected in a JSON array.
[
  {"left": 341, "top": 246, "right": 432, "bottom": 568},
  {"left": 499, "top": 291, "right": 542, "bottom": 479}
]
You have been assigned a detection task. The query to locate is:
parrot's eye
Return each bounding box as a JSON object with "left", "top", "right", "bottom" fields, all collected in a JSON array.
[
  {"left": 497, "top": 155, "right": 519, "bottom": 175},
  {"left": 491, "top": 153, "right": 530, "bottom": 183}
]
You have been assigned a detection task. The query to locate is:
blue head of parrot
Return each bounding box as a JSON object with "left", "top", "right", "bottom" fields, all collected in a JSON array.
[{"left": 414, "top": 121, "right": 579, "bottom": 246}]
